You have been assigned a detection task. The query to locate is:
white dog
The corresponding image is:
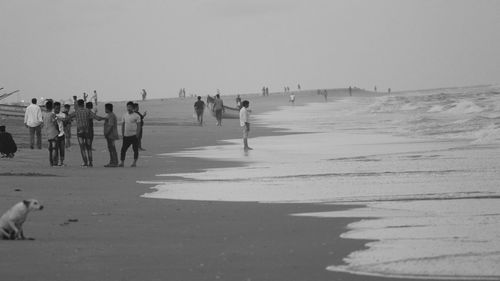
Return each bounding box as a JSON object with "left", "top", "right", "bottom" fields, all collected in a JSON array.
[{"left": 0, "top": 199, "right": 44, "bottom": 240}]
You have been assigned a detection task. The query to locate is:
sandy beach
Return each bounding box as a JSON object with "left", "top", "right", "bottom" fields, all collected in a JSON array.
[{"left": 0, "top": 90, "right": 409, "bottom": 281}]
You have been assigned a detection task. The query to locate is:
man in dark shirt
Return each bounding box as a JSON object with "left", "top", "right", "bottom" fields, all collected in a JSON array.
[
  {"left": 0, "top": 125, "right": 17, "bottom": 158},
  {"left": 133, "top": 103, "right": 147, "bottom": 151},
  {"left": 194, "top": 96, "right": 205, "bottom": 126}
]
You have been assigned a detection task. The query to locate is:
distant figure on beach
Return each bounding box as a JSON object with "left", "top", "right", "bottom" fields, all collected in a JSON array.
[
  {"left": 323, "top": 90, "right": 328, "bottom": 102},
  {"left": 103, "top": 103, "right": 119, "bottom": 167},
  {"left": 213, "top": 94, "right": 224, "bottom": 126},
  {"left": 133, "top": 103, "right": 147, "bottom": 151},
  {"left": 194, "top": 96, "right": 205, "bottom": 126},
  {"left": 297, "top": 84, "right": 301, "bottom": 90},
  {"left": 349, "top": 86, "right": 352, "bottom": 96},
  {"left": 83, "top": 92, "right": 88, "bottom": 103},
  {"left": 235, "top": 95, "right": 241, "bottom": 108},
  {"left": 388, "top": 88, "right": 392, "bottom": 94},
  {"left": 42, "top": 100, "right": 59, "bottom": 166},
  {"left": 86, "top": 102, "right": 96, "bottom": 151},
  {"left": 0, "top": 125, "right": 17, "bottom": 158},
  {"left": 92, "top": 90, "right": 98, "bottom": 106},
  {"left": 265, "top": 87, "right": 269, "bottom": 96},
  {"left": 119, "top": 101, "right": 141, "bottom": 167},
  {"left": 374, "top": 86, "right": 377, "bottom": 92},
  {"left": 239, "top": 100, "right": 252, "bottom": 151},
  {"left": 24, "top": 98, "right": 43, "bottom": 149},
  {"left": 69, "top": 98, "right": 100, "bottom": 167},
  {"left": 62, "top": 104, "right": 72, "bottom": 148},
  {"left": 53, "top": 102, "right": 66, "bottom": 166},
  {"left": 141, "top": 89, "right": 147, "bottom": 101},
  {"left": 289, "top": 93, "right": 295, "bottom": 105}
]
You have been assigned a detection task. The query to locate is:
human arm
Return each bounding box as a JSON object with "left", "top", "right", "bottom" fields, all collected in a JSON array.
[{"left": 136, "top": 116, "right": 141, "bottom": 137}]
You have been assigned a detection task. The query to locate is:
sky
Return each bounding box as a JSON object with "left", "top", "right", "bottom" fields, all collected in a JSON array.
[{"left": 1, "top": 0, "right": 499, "bottom": 102}]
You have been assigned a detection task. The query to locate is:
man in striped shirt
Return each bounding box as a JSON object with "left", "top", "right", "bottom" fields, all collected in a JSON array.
[{"left": 69, "top": 99, "right": 102, "bottom": 167}]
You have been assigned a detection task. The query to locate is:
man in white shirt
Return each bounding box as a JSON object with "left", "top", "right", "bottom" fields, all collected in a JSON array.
[
  {"left": 119, "top": 101, "right": 141, "bottom": 167},
  {"left": 239, "top": 100, "right": 252, "bottom": 151},
  {"left": 24, "top": 98, "right": 43, "bottom": 149}
]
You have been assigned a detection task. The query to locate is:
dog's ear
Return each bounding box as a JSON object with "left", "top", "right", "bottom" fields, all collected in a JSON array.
[{"left": 23, "top": 200, "right": 31, "bottom": 207}]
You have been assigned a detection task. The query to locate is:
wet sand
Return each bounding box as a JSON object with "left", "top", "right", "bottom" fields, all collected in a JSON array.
[{"left": 0, "top": 90, "right": 440, "bottom": 281}]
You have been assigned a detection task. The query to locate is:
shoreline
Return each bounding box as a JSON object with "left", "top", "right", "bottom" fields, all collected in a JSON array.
[{"left": 1, "top": 92, "right": 444, "bottom": 281}]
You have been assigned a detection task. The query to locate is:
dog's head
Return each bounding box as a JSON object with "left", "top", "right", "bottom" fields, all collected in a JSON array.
[{"left": 22, "top": 199, "right": 44, "bottom": 211}]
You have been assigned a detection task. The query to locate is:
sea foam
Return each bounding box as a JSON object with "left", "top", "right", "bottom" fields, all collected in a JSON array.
[{"left": 142, "top": 85, "right": 500, "bottom": 279}]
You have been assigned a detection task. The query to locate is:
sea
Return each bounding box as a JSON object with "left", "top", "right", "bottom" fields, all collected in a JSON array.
[{"left": 141, "top": 85, "right": 500, "bottom": 280}]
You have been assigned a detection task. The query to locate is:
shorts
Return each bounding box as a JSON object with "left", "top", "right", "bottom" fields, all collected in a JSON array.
[
  {"left": 77, "top": 128, "right": 90, "bottom": 138},
  {"left": 242, "top": 125, "right": 249, "bottom": 138}
]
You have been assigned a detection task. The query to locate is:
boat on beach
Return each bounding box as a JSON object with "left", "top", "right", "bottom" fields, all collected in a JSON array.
[
  {"left": 206, "top": 95, "right": 240, "bottom": 119},
  {"left": 0, "top": 90, "right": 25, "bottom": 117}
]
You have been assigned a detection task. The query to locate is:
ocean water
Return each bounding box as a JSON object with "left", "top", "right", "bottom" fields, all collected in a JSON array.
[{"left": 141, "top": 85, "right": 500, "bottom": 279}]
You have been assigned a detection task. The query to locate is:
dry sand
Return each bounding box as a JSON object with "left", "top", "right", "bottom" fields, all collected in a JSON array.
[{"left": 1, "top": 90, "right": 434, "bottom": 281}]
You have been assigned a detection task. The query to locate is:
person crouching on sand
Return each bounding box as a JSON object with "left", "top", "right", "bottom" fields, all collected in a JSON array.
[
  {"left": 0, "top": 125, "right": 17, "bottom": 158},
  {"left": 119, "top": 101, "right": 141, "bottom": 167},
  {"left": 239, "top": 100, "right": 252, "bottom": 151}
]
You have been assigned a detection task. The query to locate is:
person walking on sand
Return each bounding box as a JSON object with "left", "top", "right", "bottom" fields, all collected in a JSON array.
[
  {"left": 0, "top": 125, "right": 17, "bottom": 158},
  {"left": 213, "top": 94, "right": 225, "bottom": 126},
  {"left": 53, "top": 102, "right": 66, "bottom": 166},
  {"left": 103, "top": 103, "right": 119, "bottom": 167},
  {"left": 239, "top": 100, "right": 252, "bottom": 151},
  {"left": 194, "top": 96, "right": 205, "bottom": 126},
  {"left": 42, "top": 100, "right": 59, "bottom": 166},
  {"left": 119, "top": 101, "right": 141, "bottom": 167},
  {"left": 69, "top": 98, "right": 100, "bottom": 167},
  {"left": 86, "top": 102, "right": 96, "bottom": 151},
  {"left": 235, "top": 94, "right": 242, "bottom": 108},
  {"left": 92, "top": 90, "right": 98, "bottom": 106},
  {"left": 141, "top": 89, "right": 147, "bottom": 101},
  {"left": 133, "top": 103, "right": 147, "bottom": 151},
  {"left": 62, "top": 104, "right": 72, "bottom": 148},
  {"left": 289, "top": 93, "right": 295, "bottom": 105},
  {"left": 24, "top": 98, "right": 43, "bottom": 149}
]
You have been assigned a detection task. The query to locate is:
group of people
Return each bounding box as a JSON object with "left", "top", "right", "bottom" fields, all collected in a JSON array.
[
  {"left": 194, "top": 93, "right": 252, "bottom": 150},
  {"left": 22, "top": 97, "right": 146, "bottom": 168}
]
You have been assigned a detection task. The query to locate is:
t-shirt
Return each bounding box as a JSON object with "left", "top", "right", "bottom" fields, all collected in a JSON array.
[
  {"left": 122, "top": 112, "right": 141, "bottom": 137},
  {"left": 24, "top": 104, "right": 43, "bottom": 127},
  {"left": 104, "top": 112, "right": 119, "bottom": 140},
  {"left": 213, "top": 98, "right": 224, "bottom": 110},
  {"left": 194, "top": 100, "right": 205, "bottom": 111},
  {"left": 43, "top": 111, "right": 59, "bottom": 140},
  {"left": 55, "top": 112, "right": 65, "bottom": 137},
  {"left": 239, "top": 107, "right": 250, "bottom": 127}
]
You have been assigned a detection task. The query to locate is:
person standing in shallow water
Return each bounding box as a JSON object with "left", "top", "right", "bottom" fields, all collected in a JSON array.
[
  {"left": 119, "top": 101, "right": 141, "bottom": 167},
  {"left": 239, "top": 100, "right": 252, "bottom": 151}
]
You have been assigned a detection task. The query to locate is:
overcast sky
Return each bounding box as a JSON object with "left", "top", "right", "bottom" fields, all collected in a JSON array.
[{"left": 1, "top": 0, "right": 499, "bottom": 102}]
